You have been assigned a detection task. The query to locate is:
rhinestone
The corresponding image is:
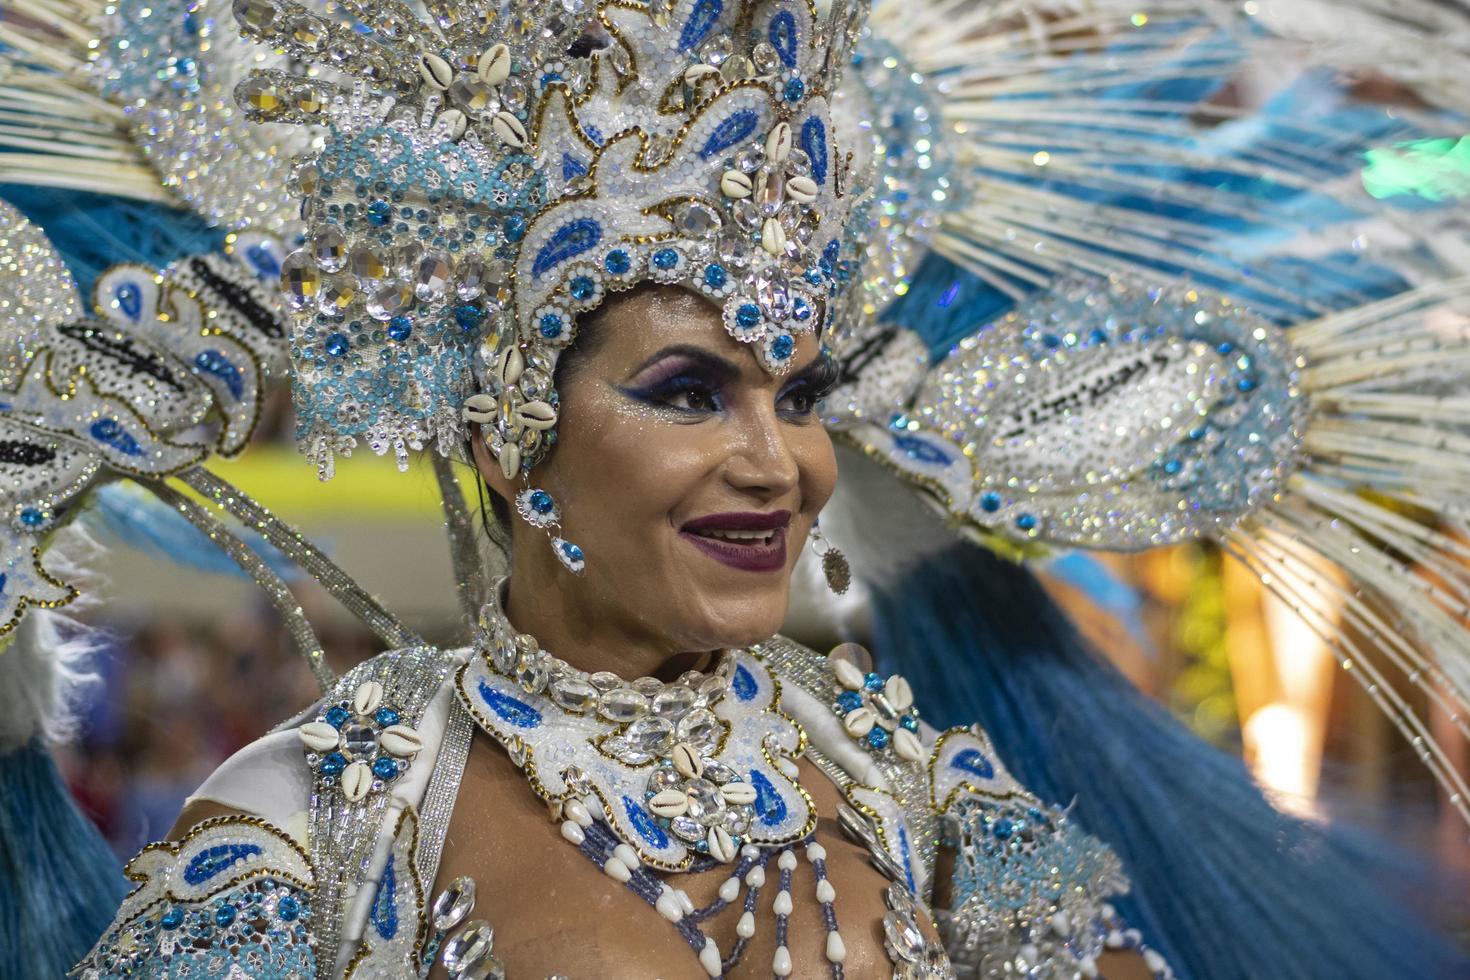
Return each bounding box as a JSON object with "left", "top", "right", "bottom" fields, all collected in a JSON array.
[
  {"left": 675, "top": 202, "right": 722, "bottom": 238},
  {"left": 459, "top": 954, "right": 507, "bottom": 980},
  {"left": 632, "top": 676, "right": 663, "bottom": 697},
  {"left": 721, "top": 806, "right": 752, "bottom": 836},
  {"left": 311, "top": 227, "right": 346, "bottom": 273},
  {"left": 457, "top": 253, "right": 487, "bottom": 300},
  {"left": 239, "top": 75, "right": 284, "bottom": 115},
  {"left": 515, "top": 654, "right": 550, "bottom": 693},
  {"left": 700, "top": 759, "right": 735, "bottom": 783},
  {"left": 624, "top": 716, "right": 674, "bottom": 757},
  {"left": 883, "top": 911, "right": 925, "bottom": 962},
  {"left": 669, "top": 815, "right": 705, "bottom": 842},
  {"left": 415, "top": 251, "right": 453, "bottom": 301},
  {"left": 884, "top": 881, "right": 917, "bottom": 916},
  {"left": 674, "top": 708, "right": 720, "bottom": 752},
  {"left": 604, "top": 735, "right": 649, "bottom": 764},
  {"left": 349, "top": 247, "right": 390, "bottom": 283},
  {"left": 234, "top": 0, "right": 281, "bottom": 34},
  {"left": 366, "top": 281, "right": 414, "bottom": 321},
  {"left": 392, "top": 243, "right": 423, "bottom": 277},
  {"left": 588, "top": 671, "right": 621, "bottom": 692},
  {"left": 598, "top": 687, "right": 650, "bottom": 723},
  {"left": 684, "top": 778, "right": 725, "bottom": 822},
  {"left": 500, "top": 76, "right": 530, "bottom": 110},
  {"left": 280, "top": 251, "right": 321, "bottom": 310},
  {"left": 647, "top": 766, "right": 683, "bottom": 794},
  {"left": 759, "top": 173, "right": 786, "bottom": 216},
  {"left": 651, "top": 686, "right": 696, "bottom": 720},
  {"left": 441, "top": 921, "right": 494, "bottom": 973},
  {"left": 737, "top": 145, "right": 765, "bottom": 173},
  {"left": 340, "top": 723, "right": 376, "bottom": 759},
  {"left": 548, "top": 676, "right": 598, "bottom": 712},
  {"left": 431, "top": 876, "right": 476, "bottom": 931},
  {"left": 752, "top": 41, "right": 780, "bottom": 73},
  {"left": 316, "top": 277, "right": 356, "bottom": 316},
  {"left": 696, "top": 674, "right": 728, "bottom": 703},
  {"left": 287, "top": 12, "right": 326, "bottom": 51},
  {"left": 449, "top": 74, "right": 497, "bottom": 112}
]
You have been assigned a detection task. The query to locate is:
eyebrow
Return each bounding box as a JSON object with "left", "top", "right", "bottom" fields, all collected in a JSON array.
[
  {"left": 783, "top": 350, "right": 838, "bottom": 389},
  {"left": 630, "top": 344, "right": 742, "bottom": 380}
]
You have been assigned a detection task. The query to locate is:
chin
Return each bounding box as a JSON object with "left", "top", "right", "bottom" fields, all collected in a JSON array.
[{"left": 679, "top": 577, "right": 791, "bottom": 650}]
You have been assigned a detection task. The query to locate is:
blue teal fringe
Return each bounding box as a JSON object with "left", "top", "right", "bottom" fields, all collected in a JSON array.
[
  {"left": 0, "top": 739, "right": 123, "bottom": 978},
  {"left": 0, "top": 185, "right": 223, "bottom": 300},
  {"left": 871, "top": 542, "right": 1468, "bottom": 980}
]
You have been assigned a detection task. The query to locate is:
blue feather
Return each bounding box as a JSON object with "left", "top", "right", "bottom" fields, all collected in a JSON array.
[{"left": 871, "top": 542, "right": 1468, "bottom": 979}]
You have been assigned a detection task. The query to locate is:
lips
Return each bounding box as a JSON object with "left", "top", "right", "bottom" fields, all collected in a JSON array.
[{"left": 679, "top": 510, "right": 791, "bottom": 573}]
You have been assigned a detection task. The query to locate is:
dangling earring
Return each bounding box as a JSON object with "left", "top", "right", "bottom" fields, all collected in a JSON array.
[
  {"left": 809, "top": 520, "right": 850, "bottom": 595},
  {"left": 515, "top": 487, "right": 585, "bottom": 575}
]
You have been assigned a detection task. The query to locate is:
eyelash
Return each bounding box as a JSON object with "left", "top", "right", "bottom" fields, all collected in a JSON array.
[{"left": 627, "top": 362, "right": 838, "bottom": 418}]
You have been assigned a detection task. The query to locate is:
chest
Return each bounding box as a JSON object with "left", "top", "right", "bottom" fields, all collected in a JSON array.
[{"left": 425, "top": 734, "right": 940, "bottom": 979}]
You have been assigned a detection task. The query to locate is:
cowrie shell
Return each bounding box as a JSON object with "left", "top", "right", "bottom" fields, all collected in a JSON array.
[
  {"left": 672, "top": 742, "right": 703, "bottom": 779},
  {"left": 381, "top": 724, "right": 423, "bottom": 757},
  {"left": 478, "top": 43, "right": 511, "bottom": 86},
  {"left": 462, "top": 393, "right": 497, "bottom": 424},
  {"left": 842, "top": 707, "right": 876, "bottom": 737},
  {"left": 831, "top": 658, "right": 865, "bottom": 691},
  {"left": 516, "top": 400, "right": 557, "bottom": 429},
  {"left": 496, "top": 345, "right": 525, "bottom": 386},
  {"left": 298, "top": 721, "right": 340, "bottom": 753},
  {"left": 498, "top": 442, "right": 521, "bottom": 480},
  {"left": 649, "top": 788, "right": 689, "bottom": 817},
  {"left": 418, "top": 53, "right": 453, "bottom": 91},
  {"left": 439, "top": 108, "right": 468, "bottom": 141},
  {"left": 353, "top": 681, "right": 384, "bottom": 716},
  {"left": 719, "top": 782, "right": 757, "bottom": 806},
  {"left": 684, "top": 64, "right": 720, "bottom": 86},
  {"left": 720, "top": 170, "right": 753, "bottom": 199},
  {"left": 765, "top": 121, "right": 792, "bottom": 164},
  {"left": 341, "top": 761, "right": 373, "bottom": 802},
  {"left": 893, "top": 728, "right": 924, "bottom": 763},
  {"left": 885, "top": 675, "right": 914, "bottom": 712},
  {"left": 786, "top": 174, "right": 819, "bottom": 203},
  {"left": 707, "top": 826, "right": 737, "bottom": 863},
  {"left": 492, "top": 110, "right": 528, "bottom": 148},
  {"left": 761, "top": 217, "right": 786, "bottom": 255}
]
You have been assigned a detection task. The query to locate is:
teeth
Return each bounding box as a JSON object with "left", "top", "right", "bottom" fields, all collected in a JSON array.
[{"left": 696, "top": 529, "right": 775, "bottom": 542}]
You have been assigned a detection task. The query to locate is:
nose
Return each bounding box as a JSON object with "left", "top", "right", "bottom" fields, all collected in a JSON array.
[{"left": 723, "top": 402, "right": 800, "bottom": 499}]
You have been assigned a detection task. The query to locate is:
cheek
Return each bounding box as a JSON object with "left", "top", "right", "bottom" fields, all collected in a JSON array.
[{"left": 797, "top": 427, "right": 838, "bottom": 512}]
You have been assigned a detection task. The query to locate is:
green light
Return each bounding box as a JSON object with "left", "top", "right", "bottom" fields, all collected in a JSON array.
[{"left": 1361, "top": 136, "right": 1470, "bottom": 202}]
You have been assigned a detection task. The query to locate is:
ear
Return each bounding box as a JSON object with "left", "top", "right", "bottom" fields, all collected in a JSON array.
[{"left": 469, "top": 427, "right": 519, "bottom": 503}]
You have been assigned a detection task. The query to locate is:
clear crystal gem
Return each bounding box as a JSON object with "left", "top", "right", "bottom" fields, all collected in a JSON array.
[
  {"left": 675, "top": 708, "right": 720, "bottom": 752},
  {"left": 349, "top": 247, "right": 390, "bottom": 284},
  {"left": 651, "top": 686, "right": 696, "bottom": 720},
  {"left": 366, "top": 281, "right": 414, "bottom": 321},
  {"left": 669, "top": 814, "right": 705, "bottom": 842},
  {"left": 415, "top": 251, "right": 453, "bottom": 302},
  {"left": 588, "top": 671, "right": 621, "bottom": 692},
  {"left": 340, "top": 723, "right": 376, "bottom": 759},
  {"left": 598, "top": 687, "right": 649, "bottom": 723},
  {"left": 392, "top": 243, "right": 423, "bottom": 278},
  {"left": 449, "top": 74, "right": 497, "bottom": 112},
  {"left": 647, "top": 766, "right": 683, "bottom": 794},
  {"left": 721, "top": 806, "right": 752, "bottom": 836},
  {"left": 456, "top": 253, "right": 487, "bottom": 300},
  {"left": 280, "top": 250, "right": 321, "bottom": 310},
  {"left": 515, "top": 654, "right": 550, "bottom": 693},
  {"left": 632, "top": 676, "right": 663, "bottom": 697},
  {"left": 884, "top": 910, "right": 925, "bottom": 962},
  {"left": 312, "top": 227, "right": 346, "bottom": 273},
  {"left": 316, "top": 277, "right": 356, "bottom": 316},
  {"left": 548, "top": 676, "right": 598, "bottom": 712},
  {"left": 624, "top": 716, "right": 674, "bottom": 757},
  {"left": 441, "top": 921, "right": 494, "bottom": 973},
  {"left": 431, "top": 876, "right": 476, "bottom": 931},
  {"left": 684, "top": 778, "right": 725, "bottom": 822}
]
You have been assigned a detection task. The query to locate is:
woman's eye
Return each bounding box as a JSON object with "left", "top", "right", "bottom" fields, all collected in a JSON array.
[
  {"left": 666, "top": 383, "right": 719, "bottom": 412},
  {"left": 778, "top": 386, "right": 819, "bottom": 415}
]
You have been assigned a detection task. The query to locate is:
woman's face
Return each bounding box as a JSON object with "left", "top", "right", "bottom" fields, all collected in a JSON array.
[{"left": 482, "top": 286, "right": 838, "bottom": 654}]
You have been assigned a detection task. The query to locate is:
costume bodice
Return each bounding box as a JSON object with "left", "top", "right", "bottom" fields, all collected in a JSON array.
[{"left": 72, "top": 639, "right": 1169, "bottom": 979}]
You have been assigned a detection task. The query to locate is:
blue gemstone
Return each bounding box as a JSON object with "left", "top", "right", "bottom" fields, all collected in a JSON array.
[
  {"left": 784, "top": 77, "right": 806, "bottom": 102},
  {"left": 374, "top": 707, "right": 400, "bottom": 727},
  {"left": 900, "top": 715, "right": 919, "bottom": 732},
  {"left": 804, "top": 268, "right": 823, "bottom": 286},
  {"left": 277, "top": 895, "right": 300, "bottom": 922},
  {"left": 993, "top": 818, "right": 1014, "bottom": 839},
  {"left": 1015, "top": 513, "right": 1037, "bottom": 531},
  {"left": 387, "top": 316, "right": 412, "bottom": 341},
  {"left": 570, "top": 275, "right": 597, "bottom": 301},
  {"left": 1237, "top": 376, "right": 1257, "bottom": 393},
  {"left": 791, "top": 298, "right": 812, "bottom": 322},
  {"left": 372, "top": 756, "right": 399, "bottom": 780},
  {"left": 454, "top": 304, "right": 484, "bottom": 331},
  {"left": 735, "top": 303, "right": 761, "bottom": 329},
  {"left": 652, "top": 248, "right": 679, "bottom": 270},
  {"left": 530, "top": 490, "right": 554, "bottom": 513},
  {"left": 1162, "top": 458, "right": 1182, "bottom": 475},
  {"left": 836, "top": 690, "right": 863, "bottom": 712},
  {"left": 319, "top": 751, "right": 347, "bottom": 776},
  {"left": 562, "top": 541, "right": 584, "bottom": 562},
  {"left": 604, "top": 249, "right": 631, "bottom": 275},
  {"left": 867, "top": 728, "right": 890, "bottom": 750},
  {"left": 1089, "top": 328, "right": 1108, "bottom": 345},
  {"left": 1216, "top": 341, "right": 1235, "bottom": 355},
  {"left": 324, "top": 333, "right": 350, "bottom": 357},
  {"left": 540, "top": 313, "right": 565, "bottom": 339},
  {"left": 770, "top": 334, "right": 795, "bottom": 360},
  {"left": 979, "top": 492, "right": 1001, "bottom": 513},
  {"left": 19, "top": 508, "right": 45, "bottom": 528},
  {"left": 214, "top": 903, "right": 237, "bottom": 928},
  {"left": 325, "top": 706, "right": 350, "bottom": 728},
  {"left": 504, "top": 215, "right": 527, "bottom": 242},
  {"left": 703, "top": 264, "right": 728, "bottom": 289},
  {"left": 367, "top": 200, "right": 391, "bottom": 226},
  {"left": 822, "top": 239, "right": 840, "bottom": 263},
  {"left": 863, "top": 672, "right": 884, "bottom": 691}
]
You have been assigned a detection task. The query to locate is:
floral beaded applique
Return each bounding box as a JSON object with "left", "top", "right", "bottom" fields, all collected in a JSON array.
[
  {"left": 72, "top": 816, "right": 316, "bottom": 979},
  {"left": 298, "top": 678, "right": 424, "bottom": 802}
]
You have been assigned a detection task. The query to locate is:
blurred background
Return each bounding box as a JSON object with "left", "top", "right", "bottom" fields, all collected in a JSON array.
[{"left": 51, "top": 389, "right": 1469, "bottom": 879}]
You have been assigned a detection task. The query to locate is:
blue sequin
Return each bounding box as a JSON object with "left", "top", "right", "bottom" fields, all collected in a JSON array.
[
  {"left": 366, "top": 200, "right": 392, "bottom": 226},
  {"left": 183, "top": 844, "right": 263, "bottom": 885},
  {"left": 531, "top": 218, "right": 602, "bottom": 278},
  {"left": 952, "top": 748, "right": 995, "bottom": 780},
  {"left": 678, "top": 0, "right": 722, "bottom": 51},
  {"left": 114, "top": 282, "right": 143, "bottom": 321},
  {"left": 623, "top": 796, "right": 670, "bottom": 847},
  {"left": 980, "top": 492, "right": 1001, "bottom": 513},
  {"left": 325, "top": 706, "right": 350, "bottom": 728},
  {"left": 801, "top": 117, "right": 828, "bottom": 183},
  {"left": 732, "top": 663, "right": 758, "bottom": 701},
  {"left": 701, "top": 109, "right": 760, "bottom": 159},
  {"left": 704, "top": 264, "right": 728, "bottom": 289},
  {"left": 477, "top": 679, "right": 542, "bottom": 728},
  {"left": 325, "top": 333, "right": 350, "bottom": 357},
  {"left": 604, "top": 249, "right": 631, "bottom": 275},
  {"left": 387, "top": 316, "right": 412, "bottom": 342},
  {"left": 89, "top": 419, "right": 144, "bottom": 457},
  {"left": 319, "top": 752, "right": 347, "bottom": 776},
  {"left": 561, "top": 152, "right": 588, "bottom": 180},
  {"left": 652, "top": 248, "right": 680, "bottom": 271},
  {"left": 194, "top": 350, "right": 244, "bottom": 399},
  {"left": 749, "top": 770, "right": 788, "bottom": 826},
  {"left": 19, "top": 508, "right": 44, "bottom": 528},
  {"left": 370, "top": 857, "right": 398, "bottom": 939},
  {"left": 768, "top": 10, "right": 798, "bottom": 68}
]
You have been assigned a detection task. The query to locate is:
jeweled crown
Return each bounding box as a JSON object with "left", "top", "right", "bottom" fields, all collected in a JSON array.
[{"left": 233, "top": 0, "right": 872, "bottom": 477}]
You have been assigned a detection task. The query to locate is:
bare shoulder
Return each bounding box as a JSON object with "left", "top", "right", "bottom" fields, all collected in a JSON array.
[{"left": 167, "top": 798, "right": 250, "bottom": 840}]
